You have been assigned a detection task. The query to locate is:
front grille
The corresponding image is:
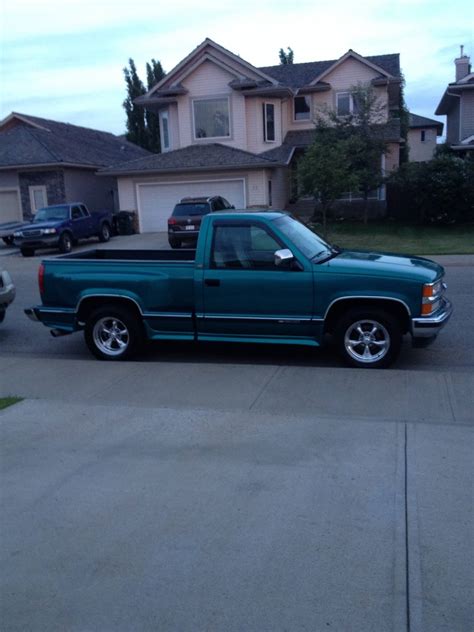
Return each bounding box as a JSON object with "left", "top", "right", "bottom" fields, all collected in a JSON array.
[{"left": 23, "top": 230, "right": 42, "bottom": 237}]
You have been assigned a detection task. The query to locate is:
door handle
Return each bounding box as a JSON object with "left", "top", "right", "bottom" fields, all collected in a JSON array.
[{"left": 205, "top": 278, "right": 220, "bottom": 287}]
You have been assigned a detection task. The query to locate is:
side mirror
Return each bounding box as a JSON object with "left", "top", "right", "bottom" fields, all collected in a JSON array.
[{"left": 274, "top": 248, "right": 294, "bottom": 266}]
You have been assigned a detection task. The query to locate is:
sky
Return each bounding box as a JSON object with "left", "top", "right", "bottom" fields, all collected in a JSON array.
[{"left": 1, "top": 0, "right": 473, "bottom": 135}]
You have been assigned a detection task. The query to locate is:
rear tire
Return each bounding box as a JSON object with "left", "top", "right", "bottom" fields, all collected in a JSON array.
[
  {"left": 98, "top": 222, "right": 111, "bottom": 243},
  {"left": 334, "top": 308, "right": 402, "bottom": 369},
  {"left": 84, "top": 305, "right": 143, "bottom": 361},
  {"left": 2, "top": 236, "right": 14, "bottom": 246},
  {"left": 168, "top": 238, "right": 181, "bottom": 249},
  {"left": 20, "top": 247, "right": 34, "bottom": 257},
  {"left": 59, "top": 232, "right": 73, "bottom": 254}
]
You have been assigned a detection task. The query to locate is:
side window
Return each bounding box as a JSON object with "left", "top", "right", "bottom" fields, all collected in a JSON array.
[
  {"left": 80, "top": 205, "right": 90, "bottom": 216},
  {"left": 221, "top": 197, "right": 232, "bottom": 209},
  {"left": 212, "top": 198, "right": 224, "bottom": 211},
  {"left": 71, "top": 206, "right": 83, "bottom": 220},
  {"left": 211, "top": 224, "right": 282, "bottom": 270}
]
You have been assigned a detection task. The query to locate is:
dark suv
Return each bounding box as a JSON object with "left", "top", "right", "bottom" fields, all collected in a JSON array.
[{"left": 168, "top": 196, "right": 234, "bottom": 248}]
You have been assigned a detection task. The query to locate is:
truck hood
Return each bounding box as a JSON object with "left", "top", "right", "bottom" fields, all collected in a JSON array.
[
  {"left": 323, "top": 249, "right": 443, "bottom": 283},
  {"left": 22, "top": 220, "right": 66, "bottom": 231}
]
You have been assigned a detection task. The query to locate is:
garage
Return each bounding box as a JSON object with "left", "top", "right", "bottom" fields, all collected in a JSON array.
[
  {"left": 0, "top": 190, "right": 22, "bottom": 223},
  {"left": 137, "top": 179, "right": 246, "bottom": 233}
]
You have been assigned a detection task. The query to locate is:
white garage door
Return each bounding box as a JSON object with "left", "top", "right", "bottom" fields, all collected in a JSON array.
[
  {"left": 0, "top": 190, "right": 22, "bottom": 223},
  {"left": 138, "top": 180, "right": 245, "bottom": 233}
]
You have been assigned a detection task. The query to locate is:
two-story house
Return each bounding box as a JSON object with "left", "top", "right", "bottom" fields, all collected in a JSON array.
[
  {"left": 435, "top": 47, "right": 474, "bottom": 153},
  {"left": 100, "top": 39, "right": 404, "bottom": 233}
]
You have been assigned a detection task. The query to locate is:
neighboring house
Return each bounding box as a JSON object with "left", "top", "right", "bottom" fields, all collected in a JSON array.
[
  {"left": 0, "top": 113, "right": 150, "bottom": 223},
  {"left": 99, "top": 38, "right": 404, "bottom": 232},
  {"left": 435, "top": 47, "right": 474, "bottom": 153},
  {"left": 407, "top": 113, "right": 443, "bottom": 161}
]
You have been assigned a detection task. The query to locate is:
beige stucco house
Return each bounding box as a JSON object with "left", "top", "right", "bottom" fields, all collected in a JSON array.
[
  {"left": 407, "top": 113, "right": 443, "bottom": 162},
  {"left": 101, "top": 39, "right": 404, "bottom": 232}
]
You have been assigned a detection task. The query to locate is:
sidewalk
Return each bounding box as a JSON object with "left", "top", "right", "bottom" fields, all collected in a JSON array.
[{"left": 1, "top": 399, "right": 472, "bottom": 631}]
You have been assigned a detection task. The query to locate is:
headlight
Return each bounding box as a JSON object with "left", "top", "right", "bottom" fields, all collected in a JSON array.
[
  {"left": 42, "top": 228, "right": 57, "bottom": 235},
  {"left": 13, "top": 231, "right": 22, "bottom": 238},
  {"left": 421, "top": 278, "right": 444, "bottom": 315}
]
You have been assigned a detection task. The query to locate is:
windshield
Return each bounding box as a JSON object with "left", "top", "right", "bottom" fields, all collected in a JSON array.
[
  {"left": 33, "top": 206, "right": 69, "bottom": 222},
  {"left": 273, "top": 215, "right": 335, "bottom": 262},
  {"left": 172, "top": 203, "right": 210, "bottom": 217}
]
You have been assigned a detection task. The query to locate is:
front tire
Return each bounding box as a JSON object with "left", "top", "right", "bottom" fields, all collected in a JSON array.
[
  {"left": 84, "top": 305, "right": 143, "bottom": 360},
  {"left": 59, "top": 232, "right": 73, "bottom": 253},
  {"left": 20, "top": 247, "right": 34, "bottom": 257},
  {"left": 334, "top": 309, "right": 402, "bottom": 369},
  {"left": 98, "top": 222, "right": 111, "bottom": 243}
]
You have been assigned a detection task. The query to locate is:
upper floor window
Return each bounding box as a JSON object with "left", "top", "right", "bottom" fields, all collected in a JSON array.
[
  {"left": 336, "top": 92, "right": 359, "bottom": 116},
  {"left": 193, "top": 97, "right": 230, "bottom": 139},
  {"left": 420, "top": 130, "right": 426, "bottom": 142},
  {"left": 294, "top": 96, "right": 311, "bottom": 121},
  {"left": 263, "top": 103, "right": 276, "bottom": 142},
  {"left": 159, "top": 110, "right": 170, "bottom": 151}
]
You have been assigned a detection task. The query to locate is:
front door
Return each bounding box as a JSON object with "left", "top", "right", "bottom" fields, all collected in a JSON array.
[{"left": 197, "top": 220, "right": 314, "bottom": 342}]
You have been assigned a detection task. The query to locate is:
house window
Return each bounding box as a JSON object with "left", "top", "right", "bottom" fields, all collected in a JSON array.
[
  {"left": 193, "top": 97, "right": 230, "bottom": 139},
  {"left": 420, "top": 130, "right": 426, "bottom": 142},
  {"left": 28, "top": 185, "right": 47, "bottom": 213},
  {"left": 294, "top": 96, "right": 311, "bottom": 121},
  {"left": 263, "top": 103, "right": 275, "bottom": 142},
  {"left": 336, "top": 92, "right": 359, "bottom": 116},
  {"left": 159, "top": 110, "right": 170, "bottom": 151},
  {"left": 268, "top": 180, "right": 273, "bottom": 206}
]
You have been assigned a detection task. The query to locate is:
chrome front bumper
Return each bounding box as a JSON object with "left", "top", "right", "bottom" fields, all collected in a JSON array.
[{"left": 411, "top": 298, "right": 453, "bottom": 339}]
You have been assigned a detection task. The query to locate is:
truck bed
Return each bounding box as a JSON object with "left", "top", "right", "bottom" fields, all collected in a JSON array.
[{"left": 59, "top": 248, "right": 196, "bottom": 262}]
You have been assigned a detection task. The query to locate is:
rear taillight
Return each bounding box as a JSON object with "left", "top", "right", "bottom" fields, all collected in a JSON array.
[
  {"left": 168, "top": 217, "right": 177, "bottom": 225},
  {"left": 38, "top": 264, "right": 45, "bottom": 295}
]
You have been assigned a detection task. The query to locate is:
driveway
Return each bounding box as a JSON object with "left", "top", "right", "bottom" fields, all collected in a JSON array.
[{"left": 0, "top": 234, "right": 473, "bottom": 631}]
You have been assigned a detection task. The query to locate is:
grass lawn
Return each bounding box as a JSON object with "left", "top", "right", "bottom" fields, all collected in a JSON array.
[
  {"left": 0, "top": 397, "right": 22, "bottom": 411},
  {"left": 310, "top": 221, "right": 474, "bottom": 255}
]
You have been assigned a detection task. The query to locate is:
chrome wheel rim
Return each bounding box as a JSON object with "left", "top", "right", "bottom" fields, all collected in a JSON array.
[
  {"left": 93, "top": 317, "right": 129, "bottom": 356},
  {"left": 102, "top": 226, "right": 110, "bottom": 239},
  {"left": 344, "top": 319, "right": 390, "bottom": 364}
]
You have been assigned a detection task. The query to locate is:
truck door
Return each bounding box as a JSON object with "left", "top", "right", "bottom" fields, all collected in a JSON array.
[
  {"left": 70, "top": 205, "right": 90, "bottom": 239},
  {"left": 198, "top": 220, "right": 314, "bottom": 341}
]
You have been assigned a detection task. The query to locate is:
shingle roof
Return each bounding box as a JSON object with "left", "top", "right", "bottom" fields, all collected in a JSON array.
[
  {"left": 278, "top": 120, "right": 402, "bottom": 148},
  {"left": 99, "top": 143, "right": 282, "bottom": 175},
  {"left": 409, "top": 113, "right": 443, "bottom": 134},
  {"left": 0, "top": 114, "right": 150, "bottom": 169},
  {"left": 259, "top": 54, "right": 400, "bottom": 90}
]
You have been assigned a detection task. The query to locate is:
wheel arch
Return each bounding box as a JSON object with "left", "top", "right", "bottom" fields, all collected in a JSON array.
[
  {"left": 323, "top": 297, "right": 411, "bottom": 335},
  {"left": 76, "top": 294, "right": 143, "bottom": 325}
]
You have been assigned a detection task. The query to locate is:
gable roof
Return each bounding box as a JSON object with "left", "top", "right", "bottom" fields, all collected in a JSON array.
[
  {"left": 146, "top": 38, "right": 278, "bottom": 97},
  {"left": 0, "top": 113, "right": 150, "bottom": 170},
  {"left": 98, "top": 143, "right": 282, "bottom": 176},
  {"left": 408, "top": 113, "right": 443, "bottom": 135},
  {"left": 259, "top": 52, "right": 400, "bottom": 91}
]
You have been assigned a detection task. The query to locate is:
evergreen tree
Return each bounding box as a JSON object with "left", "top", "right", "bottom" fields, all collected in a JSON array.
[
  {"left": 279, "top": 47, "right": 294, "bottom": 65},
  {"left": 145, "top": 59, "right": 166, "bottom": 153},
  {"left": 123, "top": 58, "right": 147, "bottom": 148},
  {"left": 123, "top": 57, "right": 166, "bottom": 152}
]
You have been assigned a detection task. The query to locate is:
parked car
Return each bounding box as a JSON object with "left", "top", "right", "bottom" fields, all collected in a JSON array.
[
  {"left": 13, "top": 203, "right": 113, "bottom": 257},
  {"left": 0, "top": 221, "right": 29, "bottom": 246},
  {"left": 25, "top": 211, "right": 452, "bottom": 368},
  {"left": 0, "top": 267, "right": 15, "bottom": 323},
  {"left": 168, "top": 196, "right": 234, "bottom": 248}
]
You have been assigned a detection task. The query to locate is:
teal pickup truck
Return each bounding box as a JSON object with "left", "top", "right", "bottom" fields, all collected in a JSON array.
[{"left": 25, "top": 211, "right": 452, "bottom": 368}]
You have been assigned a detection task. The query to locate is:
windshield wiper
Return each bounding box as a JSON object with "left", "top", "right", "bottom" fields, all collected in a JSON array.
[{"left": 312, "top": 247, "right": 340, "bottom": 264}]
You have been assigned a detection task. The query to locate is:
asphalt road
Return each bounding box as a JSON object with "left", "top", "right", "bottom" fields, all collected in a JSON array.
[{"left": 1, "top": 234, "right": 473, "bottom": 372}]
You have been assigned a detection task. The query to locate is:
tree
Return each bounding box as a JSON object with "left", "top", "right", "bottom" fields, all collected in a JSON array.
[
  {"left": 298, "top": 122, "right": 356, "bottom": 234},
  {"left": 279, "top": 47, "right": 294, "bottom": 65},
  {"left": 123, "top": 59, "right": 147, "bottom": 148},
  {"left": 145, "top": 59, "right": 166, "bottom": 152},
  {"left": 123, "top": 57, "right": 166, "bottom": 152},
  {"left": 338, "top": 84, "right": 388, "bottom": 224}
]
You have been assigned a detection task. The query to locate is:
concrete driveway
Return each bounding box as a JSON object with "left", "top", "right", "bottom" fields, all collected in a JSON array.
[{"left": 0, "top": 234, "right": 473, "bottom": 631}]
